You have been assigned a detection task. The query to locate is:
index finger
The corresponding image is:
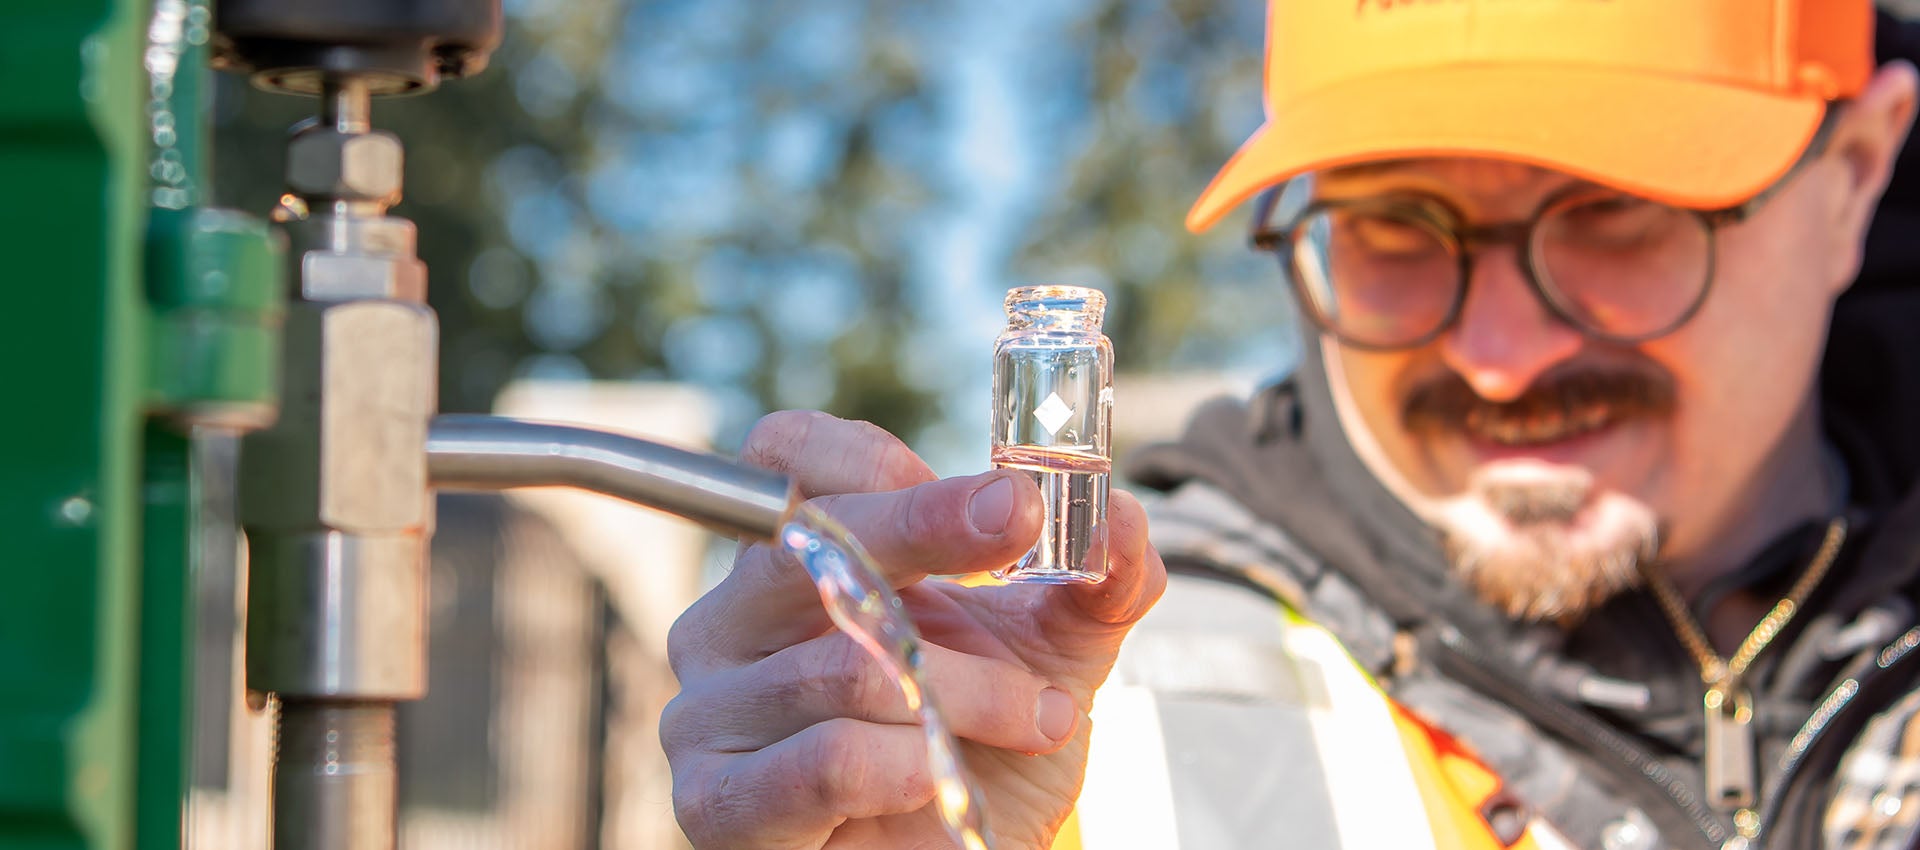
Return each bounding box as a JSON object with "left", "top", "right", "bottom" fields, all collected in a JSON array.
[
  {"left": 671, "top": 469, "right": 1043, "bottom": 672},
  {"left": 740, "top": 410, "right": 938, "bottom": 498}
]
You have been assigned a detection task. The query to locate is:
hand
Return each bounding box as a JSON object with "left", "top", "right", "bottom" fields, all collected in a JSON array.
[{"left": 662, "top": 410, "right": 1166, "bottom": 849}]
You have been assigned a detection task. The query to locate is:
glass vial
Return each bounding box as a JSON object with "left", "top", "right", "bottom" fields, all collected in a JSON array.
[{"left": 991, "top": 285, "right": 1114, "bottom": 584}]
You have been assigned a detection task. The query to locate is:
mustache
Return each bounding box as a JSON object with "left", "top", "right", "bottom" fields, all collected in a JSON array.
[{"left": 1402, "top": 365, "right": 1677, "bottom": 437}]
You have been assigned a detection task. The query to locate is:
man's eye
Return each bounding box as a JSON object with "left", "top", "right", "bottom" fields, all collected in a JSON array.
[
  {"left": 1344, "top": 215, "right": 1440, "bottom": 256},
  {"left": 1557, "top": 195, "right": 1669, "bottom": 243}
]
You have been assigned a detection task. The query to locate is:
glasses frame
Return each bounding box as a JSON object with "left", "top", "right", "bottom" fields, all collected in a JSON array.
[{"left": 1249, "top": 106, "right": 1843, "bottom": 352}]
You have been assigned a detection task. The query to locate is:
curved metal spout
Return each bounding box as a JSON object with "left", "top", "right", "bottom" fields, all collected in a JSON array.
[{"left": 426, "top": 414, "right": 796, "bottom": 541}]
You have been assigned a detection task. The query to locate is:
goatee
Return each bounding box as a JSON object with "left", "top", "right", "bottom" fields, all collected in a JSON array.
[{"left": 1428, "top": 462, "right": 1659, "bottom": 623}]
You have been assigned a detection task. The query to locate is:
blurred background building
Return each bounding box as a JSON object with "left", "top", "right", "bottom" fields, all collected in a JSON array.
[
  {"left": 210, "top": 0, "right": 1295, "bottom": 471},
  {"left": 190, "top": 0, "right": 1296, "bottom": 847}
]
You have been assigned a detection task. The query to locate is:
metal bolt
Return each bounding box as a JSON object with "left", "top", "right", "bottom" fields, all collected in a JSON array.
[
  {"left": 1600, "top": 814, "right": 1656, "bottom": 850},
  {"left": 59, "top": 496, "right": 94, "bottom": 526},
  {"left": 286, "top": 129, "right": 404, "bottom": 203},
  {"left": 1875, "top": 791, "right": 1905, "bottom": 819},
  {"left": 338, "top": 133, "right": 402, "bottom": 199}
]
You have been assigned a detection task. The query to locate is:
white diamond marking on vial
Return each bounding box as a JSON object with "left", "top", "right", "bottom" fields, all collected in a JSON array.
[{"left": 1033, "top": 392, "right": 1075, "bottom": 437}]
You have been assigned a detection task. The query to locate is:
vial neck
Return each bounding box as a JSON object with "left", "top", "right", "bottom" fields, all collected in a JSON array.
[{"left": 1008, "top": 310, "right": 1102, "bottom": 332}]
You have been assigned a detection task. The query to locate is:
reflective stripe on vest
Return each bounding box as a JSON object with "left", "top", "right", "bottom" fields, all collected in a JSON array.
[{"left": 1053, "top": 601, "right": 1550, "bottom": 850}]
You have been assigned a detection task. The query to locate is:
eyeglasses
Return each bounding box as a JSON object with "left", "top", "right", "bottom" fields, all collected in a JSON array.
[{"left": 1249, "top": 110, "right": 1840, "bottom": 351}]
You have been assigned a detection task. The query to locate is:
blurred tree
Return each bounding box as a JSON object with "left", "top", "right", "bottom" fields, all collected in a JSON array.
[
  {"left": 212, "top": 0, "right": 1278, "bottom": 459},
  {"left": 1015, "top": 0, "right": 1286, "bottom": 376}
]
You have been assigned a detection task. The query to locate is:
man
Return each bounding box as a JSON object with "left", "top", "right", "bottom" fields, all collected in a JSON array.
[{"left": 661, "top": 1, "right": 1920, "bottom": 848}]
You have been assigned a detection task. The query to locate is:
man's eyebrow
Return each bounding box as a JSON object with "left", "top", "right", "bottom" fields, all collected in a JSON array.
[{"left": 1322, "top": 159, "right": 1419, "bottom": 180}]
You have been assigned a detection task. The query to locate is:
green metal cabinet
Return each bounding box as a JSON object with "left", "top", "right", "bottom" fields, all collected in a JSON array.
[{"left": 0, "top": 0, "right": 282, "bottom": 846}]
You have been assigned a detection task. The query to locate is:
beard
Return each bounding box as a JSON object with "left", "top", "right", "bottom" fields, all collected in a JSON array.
[
  {"left": 1398, "top": 360, "right": 1675, "bottom": 623},
  {"left": 1425, "top": 460, "right": 1659, "bottom": 623}
]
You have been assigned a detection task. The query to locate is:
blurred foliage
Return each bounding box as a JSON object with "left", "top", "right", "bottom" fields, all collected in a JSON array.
[{"left": 211, "top": 0, "right": 1288, "bottom": 459}]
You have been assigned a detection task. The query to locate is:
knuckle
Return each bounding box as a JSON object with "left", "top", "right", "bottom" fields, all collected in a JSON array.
[
  {"left": 658, "top": 691, "right": 698, "bottom": 758},
  {"left": 798, "top": 492, "right": 845, "bottom": 524},
  {"left": 671, "top": 763, "right": 726, "bottom": 845},
  {"left": 742, "top": 645, "right": 809, "bottom": 709},
  {"left": 737, "top": 548, "right": 799, "bottom": 627},
  {"left": 945, "top": 655, "right": 1038, "bottom": 739},
  {"left": 741, "top": 410, "right": 820, "bottom": 472},
  {"left": 807, "top": 634, "right": 887, "bottom": 716},
  {"left": 846, "top": 648, "right": 898, "bottom": 716},
  {"left": 803, "top": 719, "right": 872, "bottom": 808},
  {"left": 660, "top": 677, "right": 774, "bottom": 762},
  {"left": 894, "top": 483, "right": 931, "bottom": 547},
  {"left": 896, "top": 480, "right": 960, "bottom": 549},
  {"left": 847, "top": 420, "right": 927, "bottom": 488},
  {"left": 665, "top": 604, "right": 712, "bottom": 680},
  {"left": 976, "top": 673, "right": 1034, "bottom": 736}
]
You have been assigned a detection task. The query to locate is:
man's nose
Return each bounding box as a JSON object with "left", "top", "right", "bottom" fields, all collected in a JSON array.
[{"left": 1438, "top": 246, "right": 1583, "bottom": 401}]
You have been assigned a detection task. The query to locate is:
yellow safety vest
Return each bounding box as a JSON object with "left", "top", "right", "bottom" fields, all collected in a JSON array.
[{"left": 1051, "top": 612, "right": 1559, "bottom": 850}]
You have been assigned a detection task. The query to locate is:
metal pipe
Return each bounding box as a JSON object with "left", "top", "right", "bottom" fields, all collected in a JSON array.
[
  {"left": 272, "top": 701, "right": 397, "bottom": 850},
  {"left": 251, "top": 71, "right": 427, "bottom": 850},
  {"left": 426, "top": 414, "right": 797, "bottom": 541},
  {"left": 321, "top": 78, "right": 371, "bottom": 133},
  {"left": 246, "top": 530, "right": 426, "bottom": 699}
]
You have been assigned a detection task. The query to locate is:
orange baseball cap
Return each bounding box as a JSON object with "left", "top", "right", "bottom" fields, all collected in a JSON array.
[{"left": 1186, "top": 0, "right": 1876, "bottom": 232}]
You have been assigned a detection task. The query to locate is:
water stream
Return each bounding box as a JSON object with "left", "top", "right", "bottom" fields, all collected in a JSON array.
[{"left": 780, "top": 504, "right": 993, "bottom": 850}]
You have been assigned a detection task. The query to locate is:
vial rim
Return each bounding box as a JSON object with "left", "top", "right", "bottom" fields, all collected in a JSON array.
[{"left": 1003, "top": 285, "right": 1107, "bottom": 317}]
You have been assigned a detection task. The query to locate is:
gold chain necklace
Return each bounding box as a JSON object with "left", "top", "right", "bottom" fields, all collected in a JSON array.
[{"left": 1640, "top": 517, "right": 1848, "bottom": 844}]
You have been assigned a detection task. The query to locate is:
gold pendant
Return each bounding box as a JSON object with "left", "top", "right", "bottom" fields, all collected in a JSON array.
[{"left": 1703, "top": 684, "right": 1757, "bottom": 811}]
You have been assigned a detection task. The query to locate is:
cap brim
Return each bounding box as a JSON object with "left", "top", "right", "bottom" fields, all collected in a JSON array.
[{"left": 1187, "top": 64, "right": 1826, "bottom": 232}]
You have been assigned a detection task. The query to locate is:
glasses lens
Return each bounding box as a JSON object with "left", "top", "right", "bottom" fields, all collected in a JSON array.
[
  {"left": 1534, "top": 192, "right": 1711, "bottom": 339},
  {"left": 1289, "top": 206, "right": 1460, "bottom": 348}
]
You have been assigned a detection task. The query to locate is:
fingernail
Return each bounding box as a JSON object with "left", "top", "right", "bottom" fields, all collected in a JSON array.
[
  {"left": 1036, "top": 688, "right": 1076, "bottom": 743},
  {"left": 968, "top": 476, "right": 1015, "bottom": 535}
]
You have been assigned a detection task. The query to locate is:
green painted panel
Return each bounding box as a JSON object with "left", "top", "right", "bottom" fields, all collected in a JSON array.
[
  {"left": 136, "top": 428, "right": 191, "bottom": 850},
  {"left": 0, "top": 0, "right": 153, "bottom": 847}
]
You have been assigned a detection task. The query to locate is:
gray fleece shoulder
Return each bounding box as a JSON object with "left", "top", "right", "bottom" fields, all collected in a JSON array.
[
  {"left": 1145, "top": 480, "right": 1400, "bottom": 674},
  {"left": 1146, "top": 481, "right": 1322, "bottom": 610}
]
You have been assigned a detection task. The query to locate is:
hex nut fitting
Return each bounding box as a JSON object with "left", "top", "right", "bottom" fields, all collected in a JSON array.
[
  {"left": 286, "top": 128, "right": 405, "bottom": 203},
  {"left": 239, "top": 299, "right": 437, "bottom": 534},
  {"left": 282, "top": 215, "right": 428, "bottom": 302},
  {"left": 302, "top": 252, "right": 427, "bottom": 303}
]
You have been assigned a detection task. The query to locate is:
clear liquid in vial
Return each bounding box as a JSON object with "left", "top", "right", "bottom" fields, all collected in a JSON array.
[
  {"left": 991, "top": 444, "right": 1111, "bottom": 584},
  {"left": 991, "top": 285, "right": 1112, "bottom": 583}
]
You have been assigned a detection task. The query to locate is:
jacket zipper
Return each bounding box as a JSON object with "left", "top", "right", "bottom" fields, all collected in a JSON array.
[{"left": 1424, "top": 625, "right": 1730, "bottom": 850}]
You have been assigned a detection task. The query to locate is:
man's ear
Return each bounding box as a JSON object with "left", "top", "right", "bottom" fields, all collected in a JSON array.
[{"left": 1826, "top": 61, "right": 1919, "bottom": 293}]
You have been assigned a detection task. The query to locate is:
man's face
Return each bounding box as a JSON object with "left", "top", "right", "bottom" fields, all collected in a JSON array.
[{"left": 1316, "top": 153, "right": 1855, "bottom": 621}]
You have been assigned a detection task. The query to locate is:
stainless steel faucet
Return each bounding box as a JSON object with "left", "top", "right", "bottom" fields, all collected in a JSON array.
[
  {"left": 426, "top": 415, "right": 795, "bottom": 541},
  {"left": 237, "top": 79, "right": 794, "bottom": 850}
]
